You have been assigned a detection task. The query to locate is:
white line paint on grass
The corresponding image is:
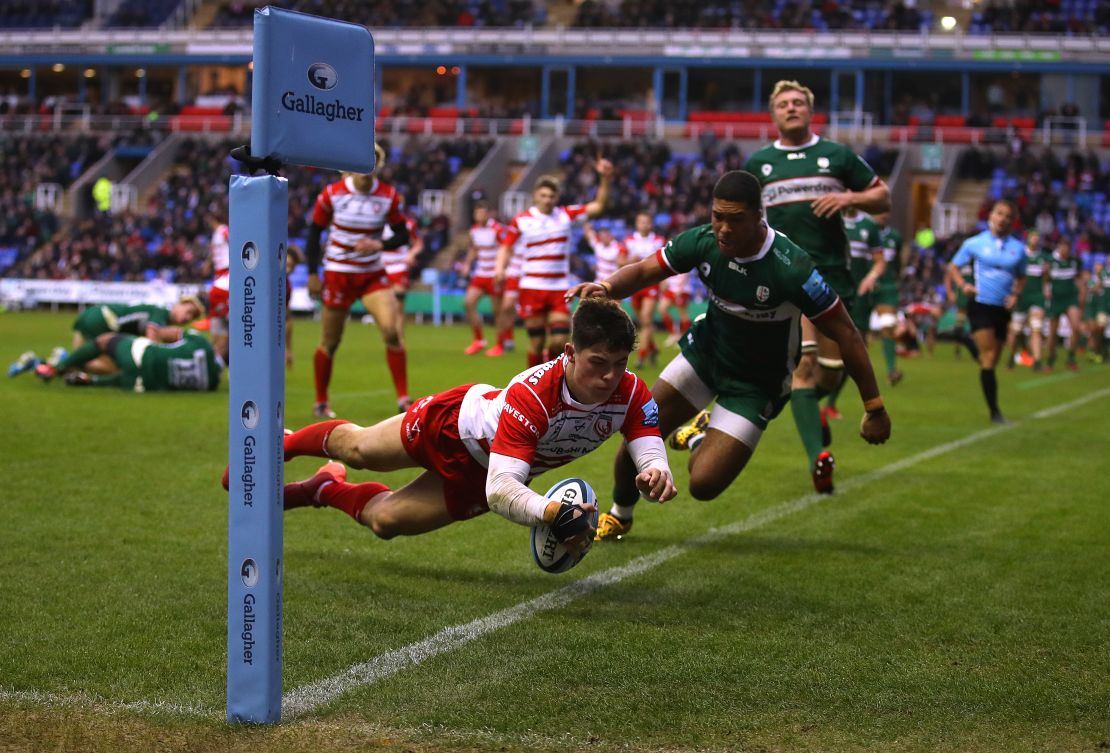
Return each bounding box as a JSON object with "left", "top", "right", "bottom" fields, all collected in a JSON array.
[
  {"left": 7, "top": 387, "right": 1107, "bottom": 721},
  {"left": 0, "top": 687, "right": 213, "bottom": 719},
  {"left": 281, "top": 385, "right": 1110, "bottom": 718}
]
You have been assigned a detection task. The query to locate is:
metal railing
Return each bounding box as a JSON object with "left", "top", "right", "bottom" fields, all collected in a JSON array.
[{"left": 2, "top": 110, "right": 1105, "bottom": 150}]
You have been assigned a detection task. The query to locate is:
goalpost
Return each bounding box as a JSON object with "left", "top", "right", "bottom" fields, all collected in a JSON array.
[{"left": 226, "top": 6, "right": 375, "bottom": 724}]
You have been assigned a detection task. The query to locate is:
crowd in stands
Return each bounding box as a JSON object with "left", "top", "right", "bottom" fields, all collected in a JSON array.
[
  {"left": 969, "top": 0, "right": 1109, "bottom": 35},
  {"left": 0, "top": 0, "right": 89, "bottom": 28},
  {"left": 3, "top": 134, "right": 489, "bottom": 283},
  {"left": 557, "top": 137, "right": 898, "bottom": 234},
  {"left": 958, "top": 142, "right": 1110, "bottom": 255},
  {"left": 573, "top": 0, "right": 931, "bottom": 31},
  {"left": 0, "top": 134, "right": 107, "bottom": 261},
  {"left": 211, "top": 0, "right": 543, "bottom": 28},
  {"left": 1, "top": 0, "right": 1106, "bottom": 33}
]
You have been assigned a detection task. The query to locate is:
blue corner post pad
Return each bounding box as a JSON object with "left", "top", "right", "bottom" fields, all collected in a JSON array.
[
  {"left": 227, "top": 174, "right": 288, "bottom": 724},
  {"left": 251, "top": 6, "right": 376, "bottom": 173}
]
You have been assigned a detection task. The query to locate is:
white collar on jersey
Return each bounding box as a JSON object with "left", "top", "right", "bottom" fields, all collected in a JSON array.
[
  {"left": 558, "top": 354, "right": 605, "bottom": 410},
  {"left": 729, "top": 223, "right": 776, "bottom": 264},
  {"left": 772, "top": 133, "right": 820, "bottom": 151},
  {"left": 343, "top": 175, "right": 379, "bottom": 194}
]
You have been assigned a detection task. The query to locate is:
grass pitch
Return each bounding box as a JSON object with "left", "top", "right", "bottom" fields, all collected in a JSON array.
[{"left": 1, "top": 310, "right": 1108, "bottom": 752}]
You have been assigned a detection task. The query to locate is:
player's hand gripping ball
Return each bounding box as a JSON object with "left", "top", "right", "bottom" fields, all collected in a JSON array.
[{"left": 531, "top": 478, "right": 598, "bottom": 573}]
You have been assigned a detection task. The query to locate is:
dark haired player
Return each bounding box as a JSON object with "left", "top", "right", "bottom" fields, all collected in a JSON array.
[
  {"left": 495, "top": 161, "right": 613, "bottom": 368},
  {"left": 945, "top": 200, "right": 1026, "bottom": 423},
  {"left": 746, "top": 79, "right": 891, "bottom": 494},
  {"left": 571, "top": 171, "right": 891, "bottom": 541},
  {"left": 225, "top": 298, "right": 676, "bottom": 554}
]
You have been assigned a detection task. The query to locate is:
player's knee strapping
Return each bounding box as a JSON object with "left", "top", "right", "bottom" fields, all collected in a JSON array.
[
  {"left": 549, "top": 324, "right": 570, "bottom": 337},
  {"left": 526, "top": 326, "right": 546, "bottom": 340}
]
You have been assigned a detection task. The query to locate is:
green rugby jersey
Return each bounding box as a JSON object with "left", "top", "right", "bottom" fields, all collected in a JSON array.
[
  {"left": 878, "top": 226, "right": 903, "bottom": 285},
  {"left": 745, "top": 134, "right": 880, "bottom": 272},
  {"left": 75, "top": 303, "right": 170, "bottom": 338},
  {"left": 843, "top": 212, "right": 882, "bottom": 284},
  {"left": 1046, "top": 253, "right": 1082, "bottom": 300},
  {"left": 659, "top": 224, "right": 840, "bottom": 390},
  {"left": 139, "top": 332, "right": 222, "bottom": 391},
  {"left": 1016, "top": 248, "right": 1051, "bottom": 309}
]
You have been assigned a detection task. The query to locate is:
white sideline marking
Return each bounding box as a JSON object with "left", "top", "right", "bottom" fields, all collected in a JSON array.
[
  {"left": 0, "top": 687, "right": 211, "bottom": 718},
  {"left": 281, "top": 385, "right": 1110, "bottom": 718},
  {"left": 5, "top": 388, "right": 1106, "bottom": 720}
]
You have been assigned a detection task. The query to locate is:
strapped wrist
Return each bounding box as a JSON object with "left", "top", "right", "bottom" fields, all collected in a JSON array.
[{"left": 863, "top": 397, "right": 885, "bottom": 413}]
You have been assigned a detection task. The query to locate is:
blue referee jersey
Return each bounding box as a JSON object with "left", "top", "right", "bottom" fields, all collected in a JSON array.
[{"left": 951, "top": 231, "right": 1026, "bottom": 306}]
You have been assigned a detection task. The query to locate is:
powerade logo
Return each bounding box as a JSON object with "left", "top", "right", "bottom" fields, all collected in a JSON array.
[{"left": 307, "top": 63, "right": 338, "bottom": 91}]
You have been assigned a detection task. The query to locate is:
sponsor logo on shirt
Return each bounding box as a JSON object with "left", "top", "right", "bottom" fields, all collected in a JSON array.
[
  {"left": 502, "top": 402, "right": 540, "bottom": 436},
  {"left": 802, "top": 269, "right": 836, "bottom": 307},
  {"left": 641, "top": 398, "right": 660, "bottom": 428}
]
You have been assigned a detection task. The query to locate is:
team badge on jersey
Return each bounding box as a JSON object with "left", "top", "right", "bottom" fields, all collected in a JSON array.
[
  {"left": 817, "top": 157, "right": 830, "bottom": 168},
  {"left": 594, "top": 415, "right": 613, "bottom": 438},
  {"left": 761, "top": 164, "right": 772, "bottom": 177},
  {"left": 756, "top": 285, "right": 770, "bottom": 303}
]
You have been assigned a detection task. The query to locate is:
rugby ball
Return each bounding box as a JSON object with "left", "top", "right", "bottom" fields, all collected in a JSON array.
[{"left": 531, "top": 477, "right": 599, "bottom": 574}]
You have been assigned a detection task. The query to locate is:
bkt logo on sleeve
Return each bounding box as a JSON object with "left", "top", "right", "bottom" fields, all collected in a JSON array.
[{"left": 307, "top": 63, "right": 339, "bottom": 91}]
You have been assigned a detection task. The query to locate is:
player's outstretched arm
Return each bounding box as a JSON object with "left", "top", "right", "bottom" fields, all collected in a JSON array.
[
  {"left": 486, "top": 453, "right": 597, "bottom": 553},
  {"left": 566, "top": 253, "right": 672, "bottom": 301},
  {"left": 584, "top": 158, "right": 614, "bottom": 218},
  {"left": 305, "top": 222, "right": 326, "bottom": 299},
  {"left": 813, "top": 302, "right": 891, "bottom": 444},
  {"left": 627, "top": 435, "right": 678, "bottom": 502}
]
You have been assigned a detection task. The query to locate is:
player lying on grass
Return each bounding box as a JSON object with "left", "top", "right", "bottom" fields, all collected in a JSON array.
[
  {"left": 32, "top": 328, "right": 222, "bottom": 391},
  {"left": 224, "top": 298, "right": 676, "bottom": 556},
  {"left": 8, "top": 297, "right": 206, "bottom": 378},
  {"left": 568, "top": 170, "right": 892, "bottom": 542}
]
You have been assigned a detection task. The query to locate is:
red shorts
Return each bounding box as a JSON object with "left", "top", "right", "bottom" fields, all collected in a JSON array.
[
  {"left": 208, "top": 272, "right": 230, "bottom": 319},
  {"left": 517, "top": 288, "right": 569, "bottom": 320},
  {"left": 631, "top": 286, "right": 660, "bottom": 310},
  {"left": 468, "top": 275, "right": 502, "bottom": 297},
  {"left": 662, "top": 290, "right": 689, "bottom": 306},
  {"left": 323, "top": 269, "right": 390, "bottom": 310},
  {"left": 400, "top": 384, "right": 490, "bottom": 521},
  {"left": 387, "top": 270, "right": 410, "bottom": 291},
  {"left": 504, "top": 276, "right": 520, "bottom": 293}
]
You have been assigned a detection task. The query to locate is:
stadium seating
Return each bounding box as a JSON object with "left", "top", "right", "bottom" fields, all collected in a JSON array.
[{"left": 210, "top": 0, "right": 543, "bottom": 28}]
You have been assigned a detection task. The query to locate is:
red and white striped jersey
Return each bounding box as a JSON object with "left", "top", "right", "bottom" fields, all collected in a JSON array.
[
  {"left": 623, "top": 231, "right": 666, "bottom": 262},
  {"left": 455, "top": 354, "right": 660, "bottom": 478},
  {"left": 501, "top": 204, "right": 589, "bottom": 291},
  {"left": 209, "top": 224, "right": 230, "bottom": 275},
  {"left": 380, "top": 216, "right": 419, "bottom": 276},
  {"left": 506, "top": 238, "right": 524, "bottom": 280},
  {"left": 591, "top": 238, "right": 625, "bottom": 282},
  {"left": 662, "top": 270, "right": 691, "bottom": 295},
  {"left": 469, "top": 217, "right": 504, "bottom": 278},
  {"left": 311, "top": 176, "right": 405, "bottom": 274}
]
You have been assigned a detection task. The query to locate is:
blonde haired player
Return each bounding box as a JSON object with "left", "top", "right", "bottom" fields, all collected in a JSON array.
[{"left": 745, "top": 79, "right": 890, "bottom": 494}]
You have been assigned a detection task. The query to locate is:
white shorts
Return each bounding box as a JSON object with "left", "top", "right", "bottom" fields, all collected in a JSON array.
[{"left": 658, "top": 353, "right": 764, "bottom": 449}]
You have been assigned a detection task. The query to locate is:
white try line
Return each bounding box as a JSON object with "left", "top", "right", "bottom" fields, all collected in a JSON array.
[
  {"left": 0, "top": 687, "right": 211, "bottom": 719},
  {"left": 5, "top": 387, "right": 1106, "bottom": 721},
  {"left": 281, "top": 385, "right": 1110, "bottom": 718}
]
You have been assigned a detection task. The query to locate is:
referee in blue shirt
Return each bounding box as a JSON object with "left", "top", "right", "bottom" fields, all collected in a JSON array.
[{"left": 945, "top": 200, "right": 1027, "bottom": 423}]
